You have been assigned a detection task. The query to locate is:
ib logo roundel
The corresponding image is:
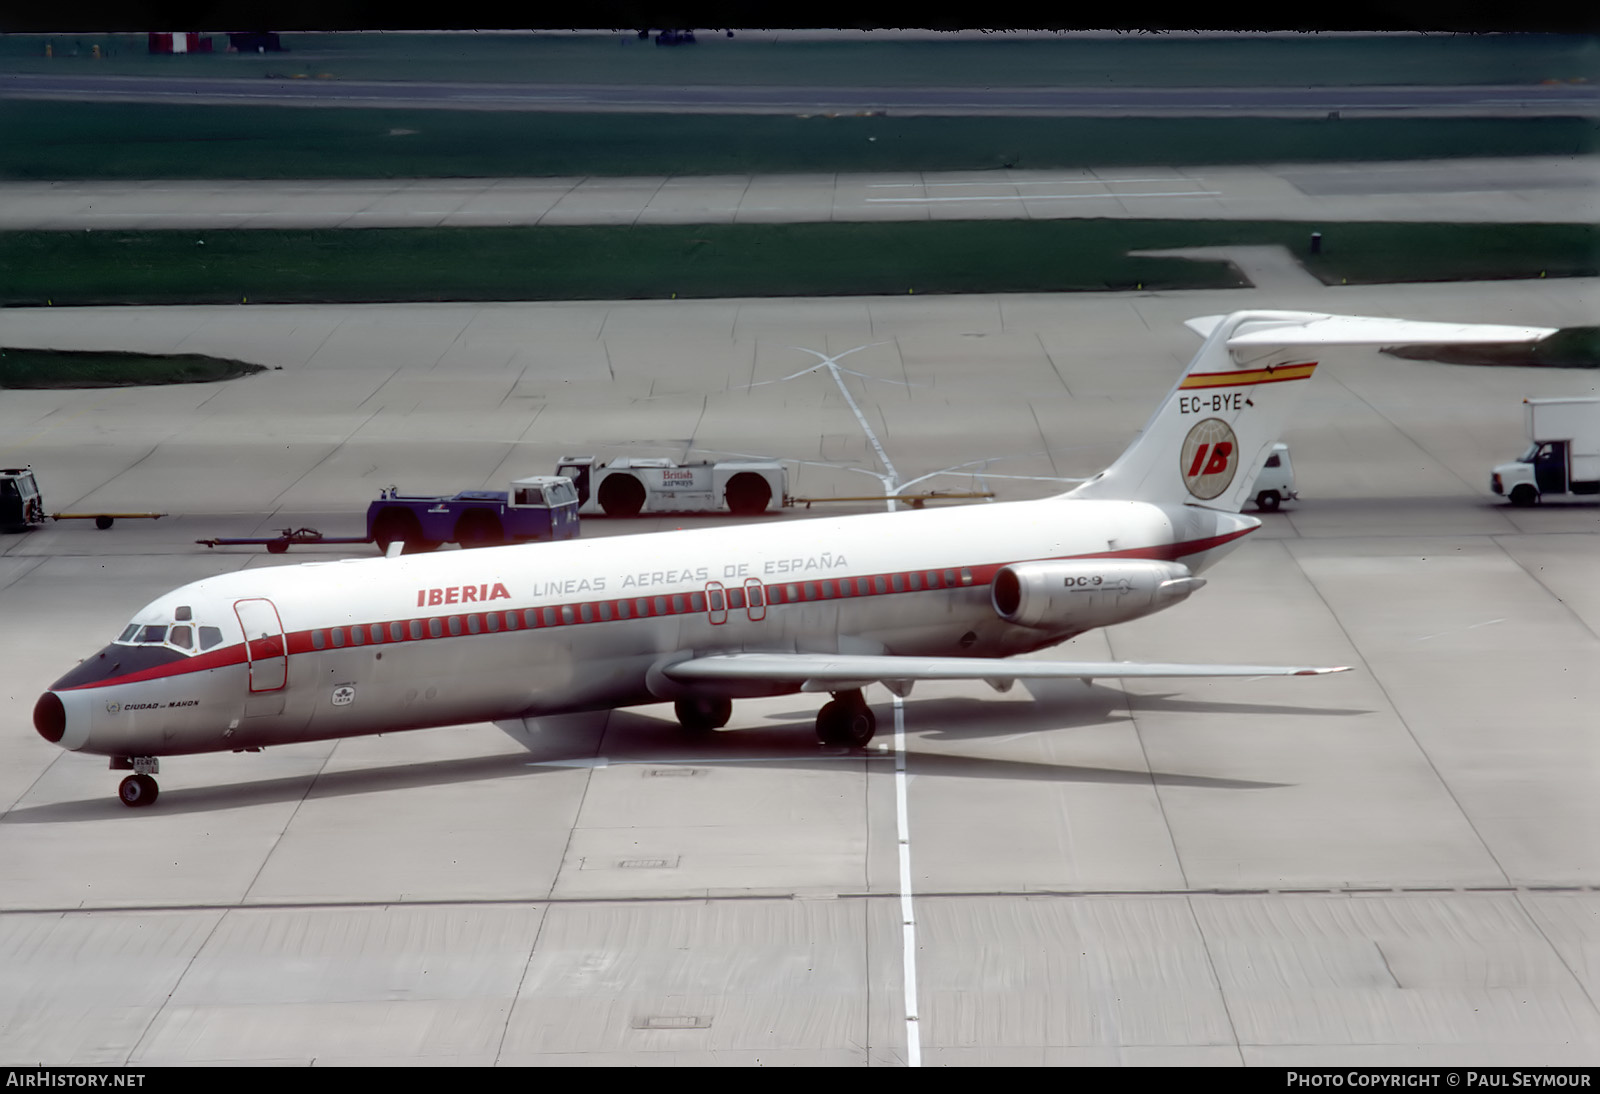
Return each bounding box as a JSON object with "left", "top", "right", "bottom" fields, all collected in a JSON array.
[{"left": 1179, "top": 418, "right": 1239, "bottom": 500}]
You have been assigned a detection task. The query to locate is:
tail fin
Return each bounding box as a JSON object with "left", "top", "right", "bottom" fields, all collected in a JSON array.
[{"left": 1067, "top": 310, "right": 1556, "bottom": 511}]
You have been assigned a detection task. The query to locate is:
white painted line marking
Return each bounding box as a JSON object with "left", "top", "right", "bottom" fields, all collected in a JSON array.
[
  {"left": 866, "top": 190, "right": 1221, "bottom": 203},
  {"left": 869, "top": 177, "right": 1188, "bottom": 187},
  {"left": 1420, "top": 614, "right": 1504, "bottom": 639},
  {"left": 527, "top": 754, "right": 891, "bottom": 767},
  {"left": 893, "top": 695, "right": 921, "bottom": 1067}
]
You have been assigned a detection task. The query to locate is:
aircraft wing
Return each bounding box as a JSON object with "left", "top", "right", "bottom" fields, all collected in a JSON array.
[{"left": 662, "top": 652, "right": 1348, "bottom": 693}]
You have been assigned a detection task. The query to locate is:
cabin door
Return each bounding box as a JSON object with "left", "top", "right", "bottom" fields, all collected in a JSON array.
[{"left": 234, "top": 598, "right": 289, "bottom": 719}]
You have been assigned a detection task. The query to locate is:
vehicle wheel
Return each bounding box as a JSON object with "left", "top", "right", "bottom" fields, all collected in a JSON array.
[
  {"left": 1255, "top": 490, "right": 1281, "bottom": 512},
  {"left": 1509, "top": 484, "right": 1538, "bottom": 507},
  {"left": 724, "top": 472, "right": 773, "bottom": 516},
  {"left": 454, "top": 510, "right": 505, "bottom": 549},
  {"left": 94, "top": 515, "right": 114, "bottom": 530},
  {"left": 598, "top": 474, "right": 646, "bottom": 518},
  {"left": 674, "top": 696, "right": 732, "bottom": 732},
  {"left": 118, "top": 774, "right": 158, "bottom": 808},
  {"left": 373, "top": 508, "right": 425, "bottom": 554},
  {"left": 267, "top": 539, "right": 289, "bottom": 554},
  {"left": 816, "top": 693, "right": 876, "bottom": 748}
]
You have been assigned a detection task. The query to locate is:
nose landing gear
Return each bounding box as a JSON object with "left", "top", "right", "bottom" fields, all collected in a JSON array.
[
  {"left": 816, "top": 689, "right": 876, "bottom": 748},
  {"left": 113, "top": 757, "right": 160, "bottom": 808}
]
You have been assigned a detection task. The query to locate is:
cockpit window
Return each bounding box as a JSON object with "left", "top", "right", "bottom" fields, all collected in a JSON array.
[
  {"left": 168, "top": 625, "right": 193, "bottom": 650},
  {"left": 199, "top": 626, "right": 224, "bottom": 650},
  {"left": 136, "top": 625, "right": 168, "bottom": 644},
  {"left": 118, "top": 624, "right": 140, "bottom": 642}
]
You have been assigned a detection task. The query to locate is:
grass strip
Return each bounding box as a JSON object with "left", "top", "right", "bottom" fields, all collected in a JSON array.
[
  {"left": 2, "top": 221, "right": 1595, "bottom": 308},
  {"left": 2, "top": 102, "right": 1595, "bottom": 180},
  {"left": 0, "top": 347, "right": 266, "bottom": 388},
  {"left": 4, "top": 33, "right": 1594, "bottom": 88}
]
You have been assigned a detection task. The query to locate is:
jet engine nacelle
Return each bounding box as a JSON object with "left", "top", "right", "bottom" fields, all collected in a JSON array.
[{"left": 991, "top": 559, "right": 1205, "bottom": 632}]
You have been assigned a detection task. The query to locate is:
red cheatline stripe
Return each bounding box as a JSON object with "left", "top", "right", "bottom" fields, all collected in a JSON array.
[
  {"left": 60, "top": 525, "right": 1254, "bottom": 691},
  {"left": 1180, "top": 362, "right": 1317, "bottom": 390}
]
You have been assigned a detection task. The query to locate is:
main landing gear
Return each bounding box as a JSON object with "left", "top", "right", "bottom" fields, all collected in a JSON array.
[
  {"left": 672, "top": 690, "right": 878, "bottom": 748},
  {"left": 816, "top": 689, "right": 876, "bottom": 748},
  {"left": 114, "top": 757, "right": 160, "bottom": 808},
  {"left": 674, "top": 696, "right": 733, "bottom": 732}
]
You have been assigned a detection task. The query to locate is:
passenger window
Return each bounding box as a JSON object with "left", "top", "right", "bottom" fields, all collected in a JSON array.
[
  {"left": 617, "top": 600, "right": 632, "bottom": 619},
  {"left": 803, "top": 583, "right": 816, "bottom": 600},
  {"left": 907, "top": 573, "right": 921, "bottom": 591},
  {"left": 371, "top": 624, "right": 384, "bottom": 644},
  {"left": 579, "top": 604, "right": 593, "bottom": 623},
  {"left": 599, "top": 602, "right": 613, "bottom": 621},
  {"left": 411, "top": 620, "right": 425, "bottom": 640},
  {"left": 429, "top": 619, "right": 443, "bottom": 638},
  {"left": 467, "top": 614, "right": 482, "bottom": 634},
  {"left": 858, "top": 578, "right": 871, "bottom": 595},
  {"left": 332, "top": 628, "right": 346, "bottom": 648},
  {"left": 727, "top": 588, "right": 745, "bottom": 609},
  {"left": 672, "top": 595, "right": 686, "bottom": 614},
  {"left": 486, "top": 613, "right": 500, "bottom": 632},
  {"left": 448, "top": 617, "right": 463, "bottom": 636},
  {"left": 312, "top": 630, "right": 326, "bottom": 650},
  {"left": 351, "top": 626, "right": 366, "bottom": 646},
  {"left": 689, "top": 593, "right": 704, "bottom": 612},
  {"left": 390, "top": 622, "right": 405, "bottom": 642},
  {"left": 874, "top": 577, "right": 887, "bottom": 594},
  {"left": 560, "top": 606, "right": 574, "bottom": 625},
  {"left": 169, "top": 625, "right": 193, "bottom": 649},
  {"left": 654, "top": 597, "right": 667, "bottom": 615}
]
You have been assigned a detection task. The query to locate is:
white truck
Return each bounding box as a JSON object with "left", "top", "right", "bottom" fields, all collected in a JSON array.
[
  {"left": 1250, "top": 442, "right": 1297, "bottom": 512},
  {"left": 556, "top": 456, "right": 790, "bottom": 518},
  {"left": 1491, "top": 397, "right": 1600, "bottom": 506}
]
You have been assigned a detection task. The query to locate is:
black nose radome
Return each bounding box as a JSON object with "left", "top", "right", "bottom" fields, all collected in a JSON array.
[{"left": 34, "top": 692, "right": 65, "bottom": 744}]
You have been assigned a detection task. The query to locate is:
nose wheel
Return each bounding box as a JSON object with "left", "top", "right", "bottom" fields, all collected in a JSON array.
[
  {"left": 816, "top": 690, "right": 876, "bottom": 748},
  {"left": 118, "top": 774, "right": 159, "bottom": 808}
]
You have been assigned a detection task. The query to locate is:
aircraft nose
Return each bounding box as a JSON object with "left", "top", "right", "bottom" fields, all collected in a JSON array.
[{"left": 33, "top": 691, "right": 65, "bottom": 744}]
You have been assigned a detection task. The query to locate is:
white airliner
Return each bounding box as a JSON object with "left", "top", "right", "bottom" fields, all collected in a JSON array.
[{"left": 33, "top": 310, "right": 1554, "bottom": 807}]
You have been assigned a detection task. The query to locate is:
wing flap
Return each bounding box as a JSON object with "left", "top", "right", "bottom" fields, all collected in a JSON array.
[{"left": 663, "top": 652, "right": 1348, "bottom": 687}]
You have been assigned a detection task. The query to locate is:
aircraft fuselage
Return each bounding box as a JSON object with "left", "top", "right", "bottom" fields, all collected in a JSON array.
[{"left": 36, "top": 497, "right": 1255, "bottom": 762}]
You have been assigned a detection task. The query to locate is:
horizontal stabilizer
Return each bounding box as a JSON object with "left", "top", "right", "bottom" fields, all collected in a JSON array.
[
  {"left": 664, "top": 652, "right": 1349, "bottom": 689},
  {"left": 1186, "top": 312, "right": 1556, "bottom": 349}
]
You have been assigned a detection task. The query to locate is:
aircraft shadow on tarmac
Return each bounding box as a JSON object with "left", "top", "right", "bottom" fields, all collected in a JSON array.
[{"left": 8, "top": 684, "right": 1358, "bottom": 820}]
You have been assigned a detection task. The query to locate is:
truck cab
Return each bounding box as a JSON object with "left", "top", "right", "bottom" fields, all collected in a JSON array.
[
  {"left": 1, "top": 468, "right": 44, "bottom": 531},
  {"left": 1491, "top": 397, "right": 1600, "bottom": 505}
]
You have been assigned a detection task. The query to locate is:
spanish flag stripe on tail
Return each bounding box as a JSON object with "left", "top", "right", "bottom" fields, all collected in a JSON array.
[{"left": 1179, "top": 363, "right": 1318, "bottom": 390}]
